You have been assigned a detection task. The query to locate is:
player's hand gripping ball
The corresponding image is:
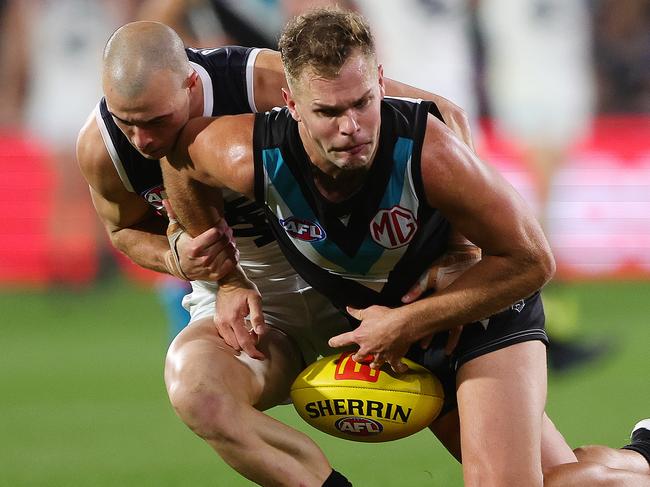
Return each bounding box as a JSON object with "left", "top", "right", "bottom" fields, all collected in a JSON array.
[{"left": 290, "top": 352, "right": 444, "bottom": 442}]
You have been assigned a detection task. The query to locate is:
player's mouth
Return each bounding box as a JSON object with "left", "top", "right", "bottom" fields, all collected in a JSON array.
[
  {"left": 336, "top": 142, "right": 369, "bottom": 155},
  {"left": 140, "top": 147, "right": 165, "bottom": 159}
]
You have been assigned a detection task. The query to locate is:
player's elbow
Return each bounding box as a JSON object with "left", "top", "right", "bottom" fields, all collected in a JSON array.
[
  {"left": 107, "top": 227, "right": 128, "bottom": 255},
  {"left": 527, "top": 244, "right": 556, "bottom": 289}
]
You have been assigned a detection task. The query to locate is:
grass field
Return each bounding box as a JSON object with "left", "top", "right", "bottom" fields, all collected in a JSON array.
[{"left": 1, "top": 277, "right": 648, "bottom": 486}]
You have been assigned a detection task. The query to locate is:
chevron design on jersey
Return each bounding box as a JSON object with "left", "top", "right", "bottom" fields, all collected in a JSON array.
[{"left": 262, "top": 137, "right": 421, "bottom": 289}]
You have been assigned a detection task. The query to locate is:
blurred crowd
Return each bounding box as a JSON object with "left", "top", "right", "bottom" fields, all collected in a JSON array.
[{"left": 0, "top": 1, "right": 646, "bottom": 276}]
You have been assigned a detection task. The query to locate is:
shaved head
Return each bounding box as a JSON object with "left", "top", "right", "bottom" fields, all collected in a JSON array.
[{"left": 102, "top": 21, "right": 190, "bottom": 98}]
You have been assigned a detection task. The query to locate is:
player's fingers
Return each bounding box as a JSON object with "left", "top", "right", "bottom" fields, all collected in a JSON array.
[
  {"left": 233, "top": 321, "right": 265, "bottom": 360},
  {"left": 368, "top": 354, "right": 385, "bottom": 370},
  {"left": 328, "top": 331, "right": 356, "bottom": 349},
  {"left": 401, "top": 268, "right": 434, "bottom": 303},
  {"left": 444, "top": 325, "right": 464, "bottom": 355},
  {"left": 162, "top": 199, "right": 177, "bottom": 221},
  {"left": 190, "top": 227, "right": 223, "bottom": 255},
  {"left": 213, "top": 316, "right": 241, "bottom": 352},
  {"left": 345, "top": 306, "right": 363, "bottom": 321},
  {"left": 166, "top": 211, "right": 184, "bottom": 239},
  {"left": 198, "top": 229, "right": 235, "bottom": 259},
  {"left": 389, "top": 359, "right": 409, "bottom": 374},
  {"left": 207, "top": 249, "right": 238, "bottom": 280},
  {"left": 419, "top": 333, "right": 434, "bottom": 350},
  {"left": 247, "top": 296, "right": 266, "bottom": 336},
  {"left": 351, "top": 352, "right": 375, "bottom": 364}
]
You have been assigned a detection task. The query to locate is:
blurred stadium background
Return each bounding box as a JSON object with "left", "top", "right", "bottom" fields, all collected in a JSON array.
[{"left": 0, "top": 0, "right": 648, "bottom": 486}]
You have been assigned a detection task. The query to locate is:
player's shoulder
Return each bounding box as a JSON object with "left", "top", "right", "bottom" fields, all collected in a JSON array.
[
  {"left": 181, "top": 114, "right": 256, "bottom": 194},
  {"left": 76, "top": 109, "right": 125, "bottom": 196},
  {"left": 190, "top": 114, "right": 255, "bottom": 148},
  {"left": 174, "top": 114, "right": 255, "bottom": 167}
]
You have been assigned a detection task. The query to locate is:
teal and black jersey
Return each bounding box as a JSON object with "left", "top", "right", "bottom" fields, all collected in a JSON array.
[{"left": 253, "top": 97, "right": 451, "bottom": 311}]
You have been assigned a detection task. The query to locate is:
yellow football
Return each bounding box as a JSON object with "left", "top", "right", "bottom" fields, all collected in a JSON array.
[{"left": 290, "top": 351, "right": 444, "bottom": 442}]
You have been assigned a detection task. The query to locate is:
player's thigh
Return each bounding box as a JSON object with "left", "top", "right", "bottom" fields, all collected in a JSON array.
[
  {"left": 429, "top": 409, "right": 461, "bottom": 462},
  {"left": 165, "top": 316, "right": 302, "bottom": 410},
  {"left": 456, "top": 341, "right": 548, "bottom": 484},
  {"left": 429, "top": 406, "right": 576, "bottom": 468}
]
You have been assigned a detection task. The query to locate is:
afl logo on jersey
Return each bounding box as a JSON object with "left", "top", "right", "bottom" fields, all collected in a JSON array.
[
  {"left": 281, "top": 217, "right": 326, "bottom": 242},
  {"left": 142, "top": 185, "right": 167, "bottom": 212},
  {"left": 370, "top": 205, "right": 417, "bottom": 249}
]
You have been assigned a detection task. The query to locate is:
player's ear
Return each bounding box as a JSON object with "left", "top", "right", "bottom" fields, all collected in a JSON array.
[
  {"left": 185, "top": 70, "right": 199, "bottom": 91},
  {"left": 283, "top": 88, "right": 301, "bottom": 122},
  {"left": 378, "top": 64, "right": 386, "bottom": 98}
]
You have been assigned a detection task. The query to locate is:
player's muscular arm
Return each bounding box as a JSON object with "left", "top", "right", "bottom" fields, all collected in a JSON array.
[
  {"left": 77, "top": 119, "right": 172, "bottom": 273},
  {"left": 164, "top": 114, "right": 268, "bottom": 354},
  {"left": 163, "top": 114, "right": 256, "bottom": 235},
  {"left": 331, "top": 117, "right": 553, "bottom": 369},
  {"left": 77, "top": 116, "right": 235, "bottom": 280},
  {"left": 383, "top": 78, "right": 475, "bottom": 152},
  {"left": 404, "top": 116, "right": 554, "bottom": 338}
]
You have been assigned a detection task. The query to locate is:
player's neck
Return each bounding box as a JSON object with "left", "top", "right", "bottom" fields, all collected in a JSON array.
[{"left": 311, "top": 164, "right": 366, "bottom": 203}]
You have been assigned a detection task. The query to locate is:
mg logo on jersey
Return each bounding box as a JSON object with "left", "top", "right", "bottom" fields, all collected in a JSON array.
[
  {"left": 370, "top": 205, "right": 417, "bottom": 249},
  {"left": 142, "top": 185, "right": 166, "bottom": 212},
  {"left": 334, "top": 352, "right": 380, "bottom": 382},
  {"left": 280, "top": 217, "right": 326, "bottom": 242}
]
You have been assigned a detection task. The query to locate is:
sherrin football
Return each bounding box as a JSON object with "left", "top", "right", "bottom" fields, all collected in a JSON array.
[{"left": 290, "top": 351, "right": 444, "bottom": 442}]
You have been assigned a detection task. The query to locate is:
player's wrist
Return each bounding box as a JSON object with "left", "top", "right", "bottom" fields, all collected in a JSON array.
[
  {"left": 217, "top": 264, "right": 255, "bottom": 290},
  {"left": 164, "top": 248, "right": 190, "bottom": 281}
]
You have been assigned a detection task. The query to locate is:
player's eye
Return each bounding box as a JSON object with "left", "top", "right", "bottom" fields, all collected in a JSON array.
[
  {"left": 355, "top": 97, "right": 370, "bottom": 109},
  {"left": 316, "top": 109, "right": 338, "bottom": 118}
]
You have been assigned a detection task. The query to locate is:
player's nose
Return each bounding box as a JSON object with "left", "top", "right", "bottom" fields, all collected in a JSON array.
[
  {"left": 339, "top": 112, "right": 360, "bottom": 135},
  {"left": 132, "top": 127, "right": 154, "bottom": 151}
]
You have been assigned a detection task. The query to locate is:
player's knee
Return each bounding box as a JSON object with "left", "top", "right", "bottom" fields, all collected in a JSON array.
[{"left": 167, "top": 377, "right": 239, "bottom": 441}]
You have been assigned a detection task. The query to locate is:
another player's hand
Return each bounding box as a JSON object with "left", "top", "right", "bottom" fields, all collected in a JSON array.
[
  {"left": 164, "top": 199, "right": 238, "bottom": 281},
  {"left": 328, "top": 305, "right": 413, "bottom": 374},
  {"left": 214, "top": 267, "right": 268, "bottom": 360},
  {"left": 400, "top": 239, "right": 480, "bottom": 354}
]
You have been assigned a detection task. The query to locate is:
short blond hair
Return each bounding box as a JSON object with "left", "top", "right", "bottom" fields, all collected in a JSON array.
[{"left": 278, "top": 8, "right": 376, "bottom": 86}]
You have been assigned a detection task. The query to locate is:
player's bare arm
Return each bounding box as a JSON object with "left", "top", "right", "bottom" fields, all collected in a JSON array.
[
  {"left": 330, "top": 114, "right": 554, "bottom": 366},
  {"left": 163, "top": 113, "right": 268, "bottom": 357},
  {"left": 382, "top": 78, "right": 475, "bottom": 151},
  {"left": 77, "top": 115, "right": 170, "bottom": 271},
  {"left": 414, "top": 114, "right": 555, "bottom": 326},
  {"left": 163, "top": 114, "right": 257, "bottom": 222},
  {"left": 76, "top": 114, "right": 235, "bottom": 281}
]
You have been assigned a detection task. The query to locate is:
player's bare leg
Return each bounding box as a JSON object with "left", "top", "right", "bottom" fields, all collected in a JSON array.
[
  {"left": 430, "top": 405, "right": 573, "bottom": 467},
  {"left": 165, "top": 317, "right": 333, "bottom": 487},
  {"left": 543, "top": 461, "right": 650, "bottom": 486},
  {"left": 573, "top": 446, "right": 650, "bottom": 475},
  {"left": 540, "top": 417, "right": 650, "bottom": 486},
  {"left": 574, "top": 419, "right": 650, "bottom": 475},
  {"left": 456, "top": 341, "right": 563, "bottom": 487}
]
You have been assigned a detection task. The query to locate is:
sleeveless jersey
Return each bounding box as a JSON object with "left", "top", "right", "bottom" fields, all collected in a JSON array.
[
  {"left": 253, "top": 97, "right": 451, "bottom": 311},
  {"left": 95, "top": 46, "right": 287, "bottom": 270}
]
